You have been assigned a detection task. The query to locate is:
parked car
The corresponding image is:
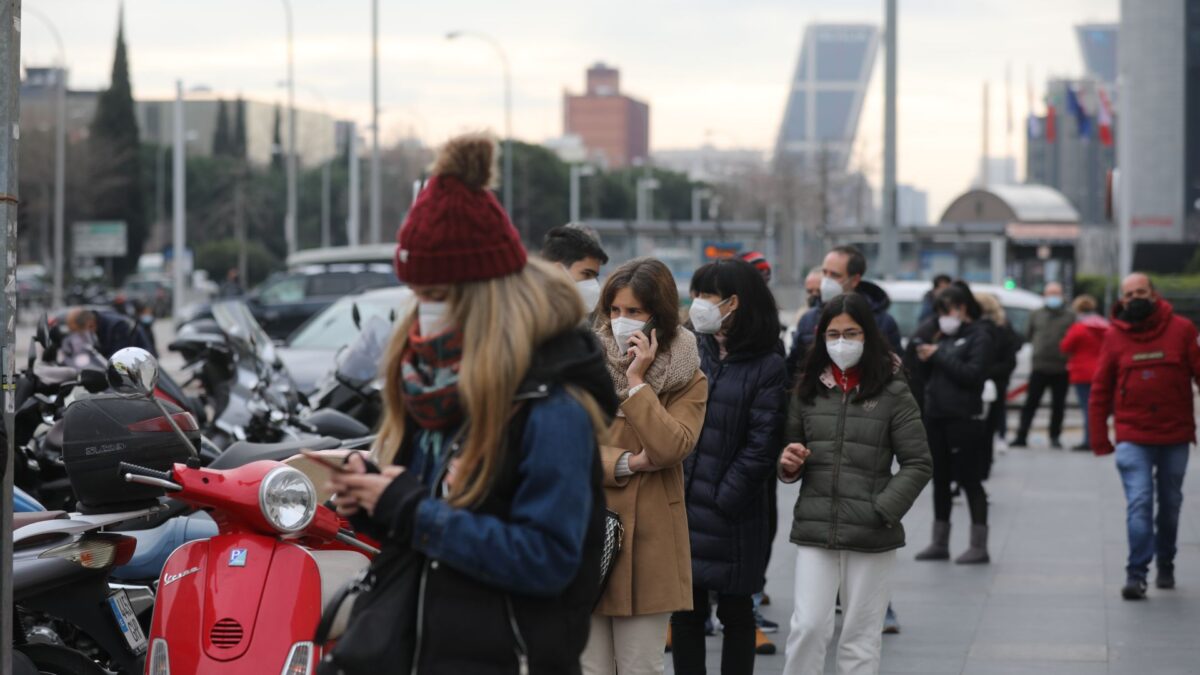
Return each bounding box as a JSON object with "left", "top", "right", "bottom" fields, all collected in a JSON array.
[
  {"left": 118, "top": 273, "right": 173, "bottom": 317},
  {"left": 277, "top": 286, "right": 414, "bottom": 394},
  {"left": 177, "top": 264, "right": 399, "bottom": 340}
]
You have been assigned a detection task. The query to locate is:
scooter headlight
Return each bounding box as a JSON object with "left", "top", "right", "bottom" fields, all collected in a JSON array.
[{"left": 259, "top": 466, "right": 316, "bottom": 534}]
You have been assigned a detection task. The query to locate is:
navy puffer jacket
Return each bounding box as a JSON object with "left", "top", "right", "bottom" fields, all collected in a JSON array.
[{"left": 683, "top": 335, "right": 787, "bottom": 595}]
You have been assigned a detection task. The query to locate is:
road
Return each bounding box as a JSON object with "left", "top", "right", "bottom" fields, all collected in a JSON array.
[{"left": 668, "top": 434, "right": 1200, "bottom": 675}]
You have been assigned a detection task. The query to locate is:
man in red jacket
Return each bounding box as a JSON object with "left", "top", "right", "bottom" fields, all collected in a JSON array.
[{"left": 1089, "top": 273, "right": 1200, "bottom": 600}]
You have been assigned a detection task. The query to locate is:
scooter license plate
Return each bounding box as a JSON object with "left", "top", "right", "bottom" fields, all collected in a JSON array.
[{"left": 107, "top": 589, "right": 148, "bottom": 655}]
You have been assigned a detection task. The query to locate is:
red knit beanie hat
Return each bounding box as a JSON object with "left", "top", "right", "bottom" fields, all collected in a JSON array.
[{"left": 394, "top": 134, "right": 526, "bottom": 284}]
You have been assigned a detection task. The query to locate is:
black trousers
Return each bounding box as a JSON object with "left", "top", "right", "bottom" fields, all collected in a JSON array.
[
  {"left": 928, "top": 417, "right": 989, "bottom": 525},
  {"left": 1016, "top": 371, "right": 1070, "bottom": 441},
  {"left": 671, "top": 587, "right": 755, "bottom": 675}
]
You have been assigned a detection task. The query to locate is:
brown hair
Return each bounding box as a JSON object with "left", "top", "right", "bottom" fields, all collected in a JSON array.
[
  {"left": 1072, "top": 294, "right": 1097, "bottom": 314},
  {"left": 596, "top": 257, "right": 680, "bottom": 348}
]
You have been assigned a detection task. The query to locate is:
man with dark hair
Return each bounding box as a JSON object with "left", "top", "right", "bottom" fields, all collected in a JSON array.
[
  {"left": 65, "top": 306, "right": 158, "bottom": 358},
  {"left": 540, "top": 224, "right": 609, "bottom": 282},
  {"left": 785, "top": 245, "right": 902, "bottom": 382},
  {"left": 919, "top": 274, "right": 953, "bottom": 322}
]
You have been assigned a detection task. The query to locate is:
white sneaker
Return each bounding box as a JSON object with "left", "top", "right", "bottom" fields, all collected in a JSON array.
[{"left": 995, "top": 434, "right": 1009, "bottom": 455}]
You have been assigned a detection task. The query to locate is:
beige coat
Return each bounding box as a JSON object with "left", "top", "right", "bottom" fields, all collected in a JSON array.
[{"left": 595, "top": 370, "right": 708, "bottom": 617}]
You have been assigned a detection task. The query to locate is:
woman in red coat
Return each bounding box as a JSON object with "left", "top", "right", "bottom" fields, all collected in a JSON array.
[{"left": 1059, "top": 295, "right": 1109, "bottom": 451}]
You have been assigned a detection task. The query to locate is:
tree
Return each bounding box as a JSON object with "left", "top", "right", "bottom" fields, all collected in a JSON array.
[
  {"left": 212, "top": 99, "right": 232, "bottom": 157},
  {"left": 88, "top": 7, "right": 147, "bottom": 280},
  {"left": 270, "top": 105, "right": 284, "bottom": 172},
  {"left": 233, "top": 96, "right": 247, "bottom": 160}
]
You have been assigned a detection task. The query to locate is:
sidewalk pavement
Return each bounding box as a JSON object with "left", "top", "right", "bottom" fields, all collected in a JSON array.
[{"left": 668, "top": 441, "right": 1200, "bottom": 674}]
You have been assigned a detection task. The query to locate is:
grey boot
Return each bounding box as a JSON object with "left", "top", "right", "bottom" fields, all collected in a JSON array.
[
  {"left": 914, "top": 521, "right": 951, "bottom": 560},
  {"left": 955, "top": 525, "right": 990, "bottom": 564}
]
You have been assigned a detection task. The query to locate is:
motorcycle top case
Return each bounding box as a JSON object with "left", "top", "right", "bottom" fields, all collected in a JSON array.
[{"left": 62, "top": 392, "right": 197, "bottom": 512}]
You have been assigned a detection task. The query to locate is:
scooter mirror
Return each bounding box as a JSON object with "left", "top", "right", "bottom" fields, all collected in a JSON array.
[
  {"left": 107, "top": 347, "right": 160, "bottom": 397},
  {"left": 35, "top": 313, "right": 50, "bottom": 347},
  {"left": 351, "top": 303, "right": 362, "bottom": 330}
]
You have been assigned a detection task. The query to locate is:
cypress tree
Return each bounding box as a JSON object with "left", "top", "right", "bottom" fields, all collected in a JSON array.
[
  {"left": 271, "top": 104, "right": 284, "bottom": 171},
  {"left": 213, "top": 99, "right": 232, "bottom": 157},
  {"left": 233, "top": 96, "right": 248, "bottom": 160},
  {"left": 88, "top": 5, "right": 146, "bottom": 280}
]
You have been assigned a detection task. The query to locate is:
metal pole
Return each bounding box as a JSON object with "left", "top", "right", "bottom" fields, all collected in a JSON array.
[
  {"left": 369, "top": 0, "right": 381, "bottom": 244},
  {"left": 282, "top": 0, "right": 297, "bottom": 256},
  {"left": 348, "top": 121, "right": 360, "bottom": 246},
  {"left": 569, "top": 164, "right": 580, "bottom": 224},
  {"left": 26, "top": 8, "right": 65, "bottom": 307},
  {"left": 879, "top": 0, "right": 898, "bottom": 279},
  {"left": 320, "top": 160, "right": 330, "bottom": 248},
  {"left": 1, "top": 1, "right": 20, "bottom": 668},
  {"left": 173, "top": 80, "right": 186, "bottom": 318},
  {"left": 1117, "top": 75, "right": 1132, "bottom": 278}
]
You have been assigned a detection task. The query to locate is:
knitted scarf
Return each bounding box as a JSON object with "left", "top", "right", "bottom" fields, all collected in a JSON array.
[
  {"left": 597, "top": 323, "right": 701, "bottom": 399},
  {"left": 400, "top": 324, "right": 464, "bottom": 430}
]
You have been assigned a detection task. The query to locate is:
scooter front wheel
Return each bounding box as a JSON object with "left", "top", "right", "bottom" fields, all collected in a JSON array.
[{"left": 15, "top": 643, "right": 111, "bottom": 675}]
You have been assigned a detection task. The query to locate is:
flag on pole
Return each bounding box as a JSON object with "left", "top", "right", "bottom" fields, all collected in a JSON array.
[
  {"left": 1065, "top": 85, "right": 1092, "bottom": 137},
  {"left": 1096, "top": 85, "right": 1114, "bottom": 147},
  {"left": 1027, "top": 114, "right": 1043, "bottom": 139},
  {"left": 1046, "top": 104, "right": 1057, "bottom": 142}
]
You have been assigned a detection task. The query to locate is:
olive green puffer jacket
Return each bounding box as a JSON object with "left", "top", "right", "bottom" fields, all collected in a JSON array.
[{"left": 783, "top": 372, "right": 932, "bottom": 552}]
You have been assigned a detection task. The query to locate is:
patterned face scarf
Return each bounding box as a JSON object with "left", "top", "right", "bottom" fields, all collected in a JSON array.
[{"left": 400, "top": 323, "right": 465, "bottom": 430}]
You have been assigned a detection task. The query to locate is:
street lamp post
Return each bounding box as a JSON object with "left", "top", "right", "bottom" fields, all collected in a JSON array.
[
  {"left": 173, "top": 80, "right": 187, "bottom": 319},
  {"left": 369, "top": 0, "right": 381, "bottom": 244},
  {"left": 281, "top": 0, "right": 298, "bottom": 257},
  {"left": 283, "top": 83, "right": 334, "bottom": 249},
  {"left": 636, "top": 177, "right": 660, "bottom": 223},
  {"left": 569, "top": 163, "right": 595, "bottom": 223},
  {"left": 446, "top": 31, "right": 514, "bottom": 231},
  {"left": 25, "top": 8, "right": 66, "bottom": 307}
]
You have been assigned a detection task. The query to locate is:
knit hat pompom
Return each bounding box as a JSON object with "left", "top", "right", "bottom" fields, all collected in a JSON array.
[{"left": 431, "top": 134, "right": 498, "bottom": 191}]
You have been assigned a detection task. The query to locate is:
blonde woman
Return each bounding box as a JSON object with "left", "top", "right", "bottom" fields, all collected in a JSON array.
[
  {"left": 975, "top": 292, "right": 1021, "bottom": 460},
  {"left": 328, "top": 134, "right": 620, "bottom": 675},
  {"left": 583, "top": 257, "right": 708, "bottom": 675}
]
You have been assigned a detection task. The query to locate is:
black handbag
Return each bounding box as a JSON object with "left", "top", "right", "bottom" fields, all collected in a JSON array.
[{"left": 315, "top": 546, "right": 424, "bottom": 675}]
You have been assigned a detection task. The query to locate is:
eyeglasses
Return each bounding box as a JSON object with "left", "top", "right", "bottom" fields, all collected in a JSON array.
[{"left": 825, "top": 329, "right": 864, "bottom": 341}]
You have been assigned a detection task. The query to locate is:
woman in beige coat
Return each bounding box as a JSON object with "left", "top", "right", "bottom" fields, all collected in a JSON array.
[{"left": 582, "top": 257, "right": 708, "bottom": 675}]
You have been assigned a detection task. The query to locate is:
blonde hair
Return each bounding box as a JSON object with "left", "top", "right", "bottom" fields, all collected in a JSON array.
[
  {"left": 975, "top": 292, "right": 1006, "bottom": 325},
  {"left": 375, "top": 257, "right": 608, "bottom": 508}
]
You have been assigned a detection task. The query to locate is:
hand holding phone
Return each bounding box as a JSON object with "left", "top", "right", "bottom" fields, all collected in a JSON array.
[{"left": 300, "top": 449, "right": 380, "bottom": 475}]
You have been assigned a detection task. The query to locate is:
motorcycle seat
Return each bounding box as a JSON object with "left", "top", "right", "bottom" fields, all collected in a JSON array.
[
  {"left": 13, "top": 510, "right": 68, "bottom": 530},
  {"left": 33, "top": 363, "right": 78, "bottom": 388},
  {"left": 208, "top": 436, "right": 343, "bottom": 470}
]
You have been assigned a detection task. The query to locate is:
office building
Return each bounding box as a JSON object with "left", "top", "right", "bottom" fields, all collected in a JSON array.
[
  {"left": 1077, "top": 24, "right": 1118, "bottom": 85},
  {"left": 1026, "top": 78, "right": 1116, "bottom": 225},
  {"left": 19, "top": 67, "right": 100, "bottom": 141},
  {"left": 775, "top": 23, "right": 879, "bottom": 172},
  {"left": 652, "top": 146, "right": 766, "bottom": 183},
  {"left": 1118, "top": 0, "right": 1200, "bottom": 247},
  {"left": 563, "top": 64, "right": 650, "bottom": 168},
  {"left": 896, "top": 184, "right": 929, "bottom": 226}
]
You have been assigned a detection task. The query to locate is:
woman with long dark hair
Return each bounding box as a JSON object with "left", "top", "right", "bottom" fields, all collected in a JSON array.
[
  {"left": 584, "top": 258, "right": 708, "bottom": 675},
  {"left": 670, "top": 259, "right": 786, "bottom": 675},
  {"left": 778, "top": 293, "right": 931, "bottom": 675},
  {"left": 912, "top": 283, "right": 995, "bottom": 564}
]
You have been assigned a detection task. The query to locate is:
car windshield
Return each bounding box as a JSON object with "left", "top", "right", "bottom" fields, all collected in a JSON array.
[
  {"left": 288, "top": 293, "right": 410, "bottom": 350},
  {"left": 891, "top": 299, "right": 1032, "bottom": 338}
]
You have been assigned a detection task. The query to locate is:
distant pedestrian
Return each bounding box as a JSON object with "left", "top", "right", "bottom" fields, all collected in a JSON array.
[
  {"left": 584, "top": 257, "right": 708, "bottom": 675},
  {"left": 1059, "top": 294, "right": 1108, "bottom": 451},
  {"left": 912, "top": 283, "right": 994, "bottom": 565},
  {"left": 976, "top": 292, "right": 1022, "bottom": 457},
  {"left": 779, "top": 293, "right": 931, "bottom": 675},
  {"left": 740, "top": 250, "right": 773, "bottom": 285},
  {"left": 671, "top": 258, "right": 786, "bottom": 675},
  {"left": 1089, "top": 273, "right": 1200, "bottom": 600},
  {"left": 918, "top": 274, "right": 953, "bottom": 323},
  {"left": 541, "top": 223, "right": 609, "bottom": 312},
  {"left": 219, "top": 268, "right": 244, "bottom": 298},
  {"left": 804, "top": 267, "right": 822, "bottom": 309},
  {"left": 1011, "top": 282, "right": 1075, "bottom": 449}
]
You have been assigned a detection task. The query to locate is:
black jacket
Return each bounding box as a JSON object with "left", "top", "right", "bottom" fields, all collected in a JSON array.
[
  {"left": 359, "top": 328, "right": 619, "bottom": 675},
  {"left": 981, "top": 318, "right": 1021, "bottom": 387},
  {"left": 901, "top": 316, "right": 939, "bottom": 414},
  {"left": 920, "top": 320, "right": 995, "bottom": 420},
  {"left": 683, "top": 336, "right": 787, "bottom": 595}
]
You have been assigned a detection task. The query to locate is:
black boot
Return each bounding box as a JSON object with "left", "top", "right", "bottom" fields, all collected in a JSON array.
[
  {"left": 915, "top": 521, "right": 950, "bottom": 561},
  {"left": 1157, "top": 564, "right": 1176, "bottom": 590}
]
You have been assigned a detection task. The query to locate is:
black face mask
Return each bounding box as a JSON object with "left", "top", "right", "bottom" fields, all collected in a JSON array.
[
  {"left": 807, "top": 294, "right": 820, "bottom": 308},
  {"left": 1120, "top": 298, "right": 1156, "bottom": 323}
]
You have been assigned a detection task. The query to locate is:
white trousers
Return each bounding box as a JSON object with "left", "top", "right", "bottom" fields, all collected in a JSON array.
[
  {"left": 581, "top": 612, "right": 671, "bottom": 675},
  {"left": 782, "top": 547, "right": 896, "bottom": 675}
]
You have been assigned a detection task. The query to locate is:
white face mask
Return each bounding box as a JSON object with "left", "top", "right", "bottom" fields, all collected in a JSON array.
[
  {"left": 417, "top": 301, "right": 451, "bottom": 336},
  {"left": 826, "top": 338, "right": 864, "bottom": 371},
  {"left": 610, "top": 317, "right": 646, "bottom": 356},
  {"left": 938, "top": 314, "right": 962, "bottom": 336},
  {"left": 576, "top": 278, "right": 602, "bottom": 311},
  {"left": 689, "top": 297, "right": 730, "bottom": 334},
  {"left": 819, "top": 276, "right": 846, "bottom": 304}
]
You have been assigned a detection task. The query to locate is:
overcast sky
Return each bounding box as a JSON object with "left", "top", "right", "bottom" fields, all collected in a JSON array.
[{"left": 21, "top": 0, "right": 1118, "bottom": 218}]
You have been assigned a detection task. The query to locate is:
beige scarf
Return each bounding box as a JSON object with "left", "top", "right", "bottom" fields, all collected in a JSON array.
[{"left": 597, "top": 323, "right": 701, "bottom": 399}]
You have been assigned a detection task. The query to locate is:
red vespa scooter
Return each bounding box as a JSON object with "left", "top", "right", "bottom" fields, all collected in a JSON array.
[
  {"left": 102, "top": 347, "right": 378, "bottom": 675},
  {"left": 124, "top": 458, "right": 377, "bottom": 675}
]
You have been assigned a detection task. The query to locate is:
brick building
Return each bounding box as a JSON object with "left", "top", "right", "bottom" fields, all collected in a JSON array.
[{"left": 563, "top": 64, "right": 649, "bottom": 168}]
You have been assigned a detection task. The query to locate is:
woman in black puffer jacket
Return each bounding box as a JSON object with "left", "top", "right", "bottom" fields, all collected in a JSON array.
[{"left": 672, "top": 259, "right": 787, "bottom": 675}]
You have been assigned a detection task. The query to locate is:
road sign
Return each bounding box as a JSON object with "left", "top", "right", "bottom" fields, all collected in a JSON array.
[
  {"left": 73, "top": 221, "right": 128, "bottom": 258},
  {"left": 703, "top": 240, "right": 744, "bottom": 260}
]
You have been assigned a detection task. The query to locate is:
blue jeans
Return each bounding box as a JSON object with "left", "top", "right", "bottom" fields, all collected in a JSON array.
[
  {"left": 1115, "top": 442, "right": 1190, "bottom": 580},
  {"left": 1074, "top": 384, "right": 1091, "bottom": 446}
]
